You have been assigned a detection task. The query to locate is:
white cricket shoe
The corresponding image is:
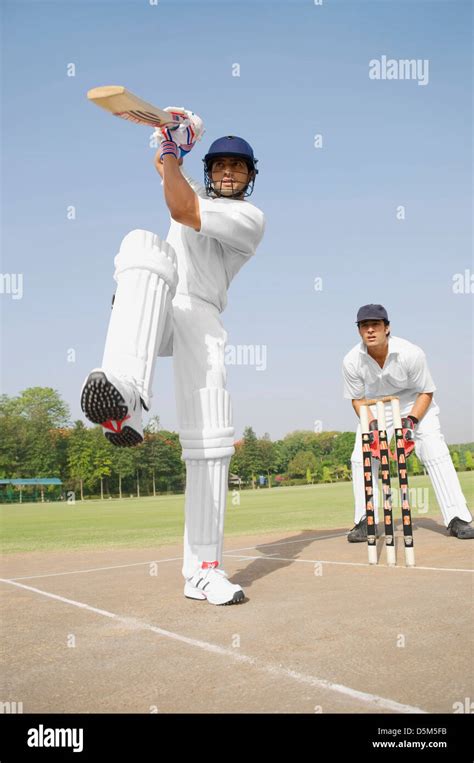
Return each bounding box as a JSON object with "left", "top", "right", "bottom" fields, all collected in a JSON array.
[
  {"left": 184, "top": 561, "right": 245, "bottom": 606},
  {"left": 80, "top": 369, "right": 145, "bottom": 447}
]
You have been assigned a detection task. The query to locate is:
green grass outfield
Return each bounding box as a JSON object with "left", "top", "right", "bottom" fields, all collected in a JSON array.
[{"left": 1, "top": 474, "right": 473, "bottom": 554}]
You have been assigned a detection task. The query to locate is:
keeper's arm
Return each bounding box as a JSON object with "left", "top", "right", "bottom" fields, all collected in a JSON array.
[
  {"left": 352, "top": 399, "right": 376, "bottom": 425},
  {"left": 409, "top": 392, "right": 433, "bottom": 422}
]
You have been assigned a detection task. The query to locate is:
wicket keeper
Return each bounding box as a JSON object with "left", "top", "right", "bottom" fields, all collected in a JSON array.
[{"left": 343, "top": 304, "right": 474, "bottom": 541}]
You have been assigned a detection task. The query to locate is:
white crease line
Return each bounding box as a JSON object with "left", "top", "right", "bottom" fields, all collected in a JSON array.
[
  {"left": 227, "top": 532, "right": 348, "bottom": 553},
  {"left": 4, "top": 556, "right": 184, "bottom": 582},
  {"left": 1, "top": 533, "right": 347, "bottom": 581},
  {"left": 224, "top": 554, "right": 474, "bottom": 573},
  {"left": 401, "top": 565, "right": 474, "bottom": 573},
  {"left": 3, "top": 530, "right": 471, "bottom": 580},
  {"left": 0, "top": 577, "right": 427, "bottom": 715},
  {"left": 225, "top": 555, "right": 370, "bottom": 568}
]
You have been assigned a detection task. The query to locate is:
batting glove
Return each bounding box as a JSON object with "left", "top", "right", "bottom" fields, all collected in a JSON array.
[
  {"left": 159, "top": 138, "right": 179, "bottom": 161},
  {"left": 153, "top": 107, "right": 205, "bottom": 159}
]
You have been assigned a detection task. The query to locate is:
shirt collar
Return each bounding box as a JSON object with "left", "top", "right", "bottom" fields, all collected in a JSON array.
[{"left": 358, "top": 336, "right": 401, "bottom": 356}]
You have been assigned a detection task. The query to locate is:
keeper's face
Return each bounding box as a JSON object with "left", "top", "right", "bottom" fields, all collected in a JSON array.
[
  {"left": 210, "top": 157, "right": 252, "bottom": 197},
  {"left": 358, "top": 319, "right": 389, "bottom": 350}
]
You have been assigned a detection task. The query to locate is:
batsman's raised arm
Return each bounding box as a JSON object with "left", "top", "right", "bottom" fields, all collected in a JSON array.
[
  {"left": 153, "top": 106, "right": 205, "bottom": 231},
  {"left": 154, "top": 150, "right": 201, "bottom": 231}
]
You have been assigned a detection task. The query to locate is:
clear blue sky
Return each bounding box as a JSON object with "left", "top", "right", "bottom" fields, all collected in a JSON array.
[{"left": 1, "top": 0, "right": 472, "bottom": 442}]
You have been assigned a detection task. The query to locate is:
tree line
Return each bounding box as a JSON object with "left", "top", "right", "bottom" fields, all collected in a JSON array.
[{"left": 0, "top": 388, "right": 472, "bottom": 501}]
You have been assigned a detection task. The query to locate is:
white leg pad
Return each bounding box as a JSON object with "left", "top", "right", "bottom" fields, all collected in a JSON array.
[
  {"left": 415, "top": 439, "right": 472, "bottom": 525},
  {"left": 102, "top": 229, "right": 178, "bottom": 410},
  {"left": 183, "top": 457, "right": 231, "bottom": 576},
  {"left": 180, "top": 387, "right": 235, "bottom": 459},
  {"left": 180, "top": 388, "right": 235, "bottom": 578}
]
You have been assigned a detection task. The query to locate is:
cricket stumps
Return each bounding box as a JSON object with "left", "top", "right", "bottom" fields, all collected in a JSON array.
[{"left": 360, "top": 396, "right": 415, "bottom": 567}]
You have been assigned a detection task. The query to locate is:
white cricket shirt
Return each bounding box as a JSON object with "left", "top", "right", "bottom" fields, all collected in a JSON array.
[
  {"left": 342, "top": 336, "right": 437, "bottom": 404},
  {"left": 165, "top": 171, "right": 265, "bottom": 312}
]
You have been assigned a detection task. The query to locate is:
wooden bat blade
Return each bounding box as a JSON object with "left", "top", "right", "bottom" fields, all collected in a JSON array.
[{"left": 87, "top": 86, "right": 187, "bottom": 128}]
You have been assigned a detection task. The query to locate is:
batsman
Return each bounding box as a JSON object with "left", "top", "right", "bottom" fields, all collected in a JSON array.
[
  {"left": 80, "top": 109, "right": 265, "bottom": 605},
  {"left": 343, "top": 304, "right": 474, "bottom": 542}
]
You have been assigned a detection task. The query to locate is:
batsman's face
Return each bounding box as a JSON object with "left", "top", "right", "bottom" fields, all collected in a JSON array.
[
  {"left": 210, "top": 157, "right": 251, "bottom": 196},
  {"left": 358, "top": 320, "right": 389, "bottom": 349}
]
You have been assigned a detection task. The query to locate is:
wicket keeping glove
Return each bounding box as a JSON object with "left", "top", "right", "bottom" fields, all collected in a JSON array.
[
  {"left": 368, "top": 419, "right": 381, "bottom": 460},
  {"left": 400, "top": 415, "right": 418, "bottom": 458}
]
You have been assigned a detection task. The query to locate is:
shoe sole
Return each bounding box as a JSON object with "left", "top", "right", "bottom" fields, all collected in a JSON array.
[
  {"left": 81, "top": 371, "right": 143, "bottom": 447},
  {"left": 347, "top": 533, "right": 379, "bottom": 543},
  {"left": 218, "top": 590, "right": 245, "bottom": 606},
  {"left": 185, "top": 590, "right": 245, "bottom": 606}
]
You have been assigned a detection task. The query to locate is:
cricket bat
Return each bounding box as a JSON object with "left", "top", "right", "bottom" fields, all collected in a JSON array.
[{"left": 87, "top": 86, "right": 188, "bottom": 128}]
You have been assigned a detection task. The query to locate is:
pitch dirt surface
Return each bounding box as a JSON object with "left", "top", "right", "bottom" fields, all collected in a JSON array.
[{"left": 2, "top": 516, "right": 473, "bottom": 714}]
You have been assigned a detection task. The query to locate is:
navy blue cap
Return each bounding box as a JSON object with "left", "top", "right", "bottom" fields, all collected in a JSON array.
[{"left": 356, "top": 304, "right": 389, "bottom": 324}]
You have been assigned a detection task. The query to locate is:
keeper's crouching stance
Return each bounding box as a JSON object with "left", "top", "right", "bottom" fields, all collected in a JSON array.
[
  {"left": 80, "top": 111, "right": 265, "bottom": 605},
  {"left": 343, "top": 304, "right": 474, "bottom": 543}
]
